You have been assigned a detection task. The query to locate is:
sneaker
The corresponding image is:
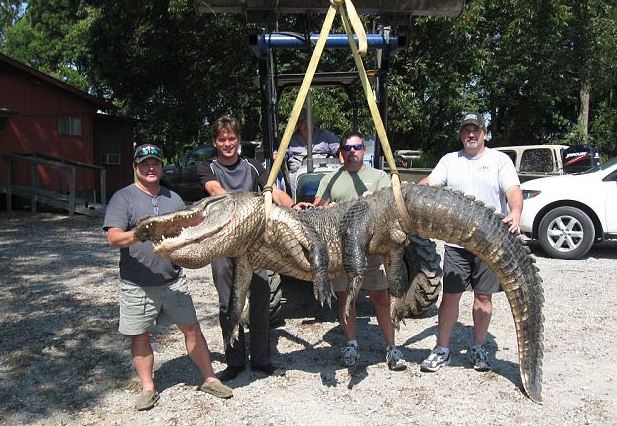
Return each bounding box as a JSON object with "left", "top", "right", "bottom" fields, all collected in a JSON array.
[
  {"left": 386, "top": 345, "right": 407, "bottom": 371},
  {"left": 469, "top": 344, "right": 491, "bottom": 371},
  {"left": 340, "top": 343, "right": 359, "bottom": 367},
  {"left": 420, "top": 347, "right": 451, "bottom": 372},
  {"left": 134, "top": 390, "right": 159, "bottom": 411}
]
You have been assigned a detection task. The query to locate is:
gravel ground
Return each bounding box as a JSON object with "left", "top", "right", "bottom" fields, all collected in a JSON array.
[{"left": 0, "top": 211, "right": 616, "bottom": 425}]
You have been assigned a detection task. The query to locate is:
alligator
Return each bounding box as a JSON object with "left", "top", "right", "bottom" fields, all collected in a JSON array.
[{"left": 134, "top": 183, "right": 544, "bottom": 403}]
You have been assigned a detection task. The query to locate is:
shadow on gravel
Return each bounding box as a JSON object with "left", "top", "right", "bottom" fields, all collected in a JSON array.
[
  {"left": 526, "top": 239, "right": 617, "bottom": 260},
  {"left": 154, "top": 351, "right": 224, "bottom": 393},
  {"left": 403, "top": 323, "right": 522, "bottom": 390},
  {"left": 0, "top": 213, "right": 133, "bottom": 422}
]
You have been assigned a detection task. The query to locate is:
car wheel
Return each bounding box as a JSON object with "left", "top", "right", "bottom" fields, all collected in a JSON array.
[{"left": 538, "top": 206, "right": 595, "bottom": 260}]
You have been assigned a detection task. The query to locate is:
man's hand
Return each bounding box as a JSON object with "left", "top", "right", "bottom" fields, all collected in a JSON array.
[
  {"left": 502, "top": 212, "right": 521, "bottom": 234},
  {"left": 292, "top": 201, "right": 314, "bottom": 210}
]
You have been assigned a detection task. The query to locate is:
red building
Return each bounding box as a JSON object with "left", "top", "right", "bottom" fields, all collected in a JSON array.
[{"left": 0, "top": 52, "right": 135, "bottom": 211}]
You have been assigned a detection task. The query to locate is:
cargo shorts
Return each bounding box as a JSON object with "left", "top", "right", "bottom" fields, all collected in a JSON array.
[
  {"left": 442, "top": 245, "right": 502, "bottom": 294},
  {"left": 118, "top": 275, "right": 198, "bottom": 335},
  {"left": 332, "top": 255, "right": 388, "bottom": 292}
]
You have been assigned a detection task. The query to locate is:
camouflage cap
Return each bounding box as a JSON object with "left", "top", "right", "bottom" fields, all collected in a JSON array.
[{"left": 459, "top": 112, "right": 486, "bottom": 130}]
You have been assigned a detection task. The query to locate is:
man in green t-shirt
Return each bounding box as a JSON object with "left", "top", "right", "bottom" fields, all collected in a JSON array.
[{"left": 314, "top": 132, "right": 406, "bottom": 371}]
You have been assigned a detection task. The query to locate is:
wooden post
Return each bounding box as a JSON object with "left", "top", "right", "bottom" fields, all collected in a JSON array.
[
  {"left": 30, "top": 162, "right": 37, "bottom": 213},
  {"left": 68, "top": 166, "right": 76, "bottom": 215},
  {"left": 6, "top": 156, "right": 12, "bottom": 212},
  {"left": 100, "top": 168, "right": 107, "bottom": 206}
]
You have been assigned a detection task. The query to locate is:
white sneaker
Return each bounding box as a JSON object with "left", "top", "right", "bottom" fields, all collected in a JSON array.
[
  {"left": 386, "top": 345, "right": 407, "bottom": 371},
  {"left": 469, "top": 344, "right": 491, "bottom": 372},
  {"left": 340, "top": 343, "right": 359, "bottom": 367},
  {"left": 420, "top": 347, "right": 451, "bottom": 372}
]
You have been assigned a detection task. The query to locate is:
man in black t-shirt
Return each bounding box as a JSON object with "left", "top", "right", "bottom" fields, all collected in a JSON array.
[{"left": 197, "top": 115, "right": 294, "bottom": 382}]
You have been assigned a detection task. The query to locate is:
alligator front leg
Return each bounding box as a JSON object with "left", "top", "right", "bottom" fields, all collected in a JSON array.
[
  {"left": 296, "top": 217, "right": 333, "bottom": 307},
  {"left": 340, "top": 200, "right": 373, "bottom": 319},
  {"left": 381, "top": 246, "right": 410, "bottom": 328},
  {"left": 228, "top": 256, "right": 254, "bottom": 347}
]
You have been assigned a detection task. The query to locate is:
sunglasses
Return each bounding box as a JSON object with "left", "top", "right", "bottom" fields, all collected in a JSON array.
[
  {"left": 135, "top": 146, "right": 161, "bottom": 159},
  {"left": 341, "top": 143, "right": 364, "bottom": 152}
]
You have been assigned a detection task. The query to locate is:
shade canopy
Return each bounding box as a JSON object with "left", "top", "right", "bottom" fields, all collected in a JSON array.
[{"left": 194, "top": 0, "right": 465, "bottom": 17}]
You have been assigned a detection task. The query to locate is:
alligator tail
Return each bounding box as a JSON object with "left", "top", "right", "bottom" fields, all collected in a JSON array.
[{"left": 404, "top": 184, "right": 544, "bottom": 404}]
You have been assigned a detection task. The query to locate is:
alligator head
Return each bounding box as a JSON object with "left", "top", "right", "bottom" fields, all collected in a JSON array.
[{"left": 134, "top": 192, "right": 266, "bottom": 268}]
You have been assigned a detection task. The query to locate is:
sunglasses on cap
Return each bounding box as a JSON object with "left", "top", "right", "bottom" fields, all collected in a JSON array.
[
  {"left": 134, "top": 146, "right": 162, "bottom": 159},
  {"left": 341, "top": 143, "right": 364, "bottom": 152}
]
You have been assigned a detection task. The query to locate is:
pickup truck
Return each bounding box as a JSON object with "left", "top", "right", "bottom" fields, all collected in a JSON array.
[{"left": 393, "top": 144, "right": 600, "bottom": 183}]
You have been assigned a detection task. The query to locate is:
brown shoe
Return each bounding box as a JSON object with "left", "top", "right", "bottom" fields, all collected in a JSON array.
[
  {"left": 134, "top": 390, "right": 159, "bottom": 411},
  {"left": 199, "top": 379, "right": 233, "bottom": 399}
]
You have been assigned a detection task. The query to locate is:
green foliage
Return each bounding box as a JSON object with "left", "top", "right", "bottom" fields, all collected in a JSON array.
[{"left": 1, "top": 0, "right": 617, "bottom": 161}]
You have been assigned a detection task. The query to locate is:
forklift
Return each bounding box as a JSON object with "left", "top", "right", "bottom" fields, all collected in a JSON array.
[{"left": 193, "top": 0, "right": 465, "bottom": 323}]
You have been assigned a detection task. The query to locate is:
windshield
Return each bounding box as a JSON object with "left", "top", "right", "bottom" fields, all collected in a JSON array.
[{"left": 582, "top": 156, "right": 617, "bottom": 173}]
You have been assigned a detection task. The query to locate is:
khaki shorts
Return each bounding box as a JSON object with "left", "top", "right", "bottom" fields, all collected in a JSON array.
[
  {"left": 332, "top": 255, "right": 388, "bottom": 292},
  {"left": 118, "top": 275, "right": 198, "bottom": 335}
]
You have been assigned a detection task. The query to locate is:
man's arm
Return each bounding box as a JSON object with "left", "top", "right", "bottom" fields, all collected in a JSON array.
[
  {"left": 204, "top": 180, "right": 227, "bottom": 196},
  {"left": 418, "top": 176, "right": 431, "bottom": 185},
  {"left": 503, "top": 185, "right": 523, "bottom": 233},
  {"left": 107, "top": 227, "right": 137, "bottom": 248},
  {"left": 272, "top": 187, "right": 294, "bottom": 208}
]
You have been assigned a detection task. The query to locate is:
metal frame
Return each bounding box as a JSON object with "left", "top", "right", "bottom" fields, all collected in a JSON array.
[
  {"left": 251, "top": 30, "right": 401, "bottom": 166},
  {"left": 194, "top": 1, "right": 465, "bottom": 17}
]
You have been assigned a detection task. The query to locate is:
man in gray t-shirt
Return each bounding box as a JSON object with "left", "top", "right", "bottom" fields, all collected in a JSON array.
[
  {"left": 418, "top": 112, "right": 523, "bottom": 374},
  {"left": 104, "top": 144, "right": 232, "bottom": 410}
]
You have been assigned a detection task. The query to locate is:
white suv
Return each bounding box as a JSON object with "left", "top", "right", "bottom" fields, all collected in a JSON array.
[{"left": 520, "top": 156, "right": 617, "bottom": 259}]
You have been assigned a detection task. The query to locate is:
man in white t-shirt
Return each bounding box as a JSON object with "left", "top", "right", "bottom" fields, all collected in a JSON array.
[{"left": 418, "top": 112, "right": 523, "bottom": 373}]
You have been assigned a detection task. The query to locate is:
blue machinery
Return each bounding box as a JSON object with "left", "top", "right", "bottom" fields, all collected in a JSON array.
[
  {"left": 249, "top": 29, "right": 406, "bottom": 166},
  {"left": 250, "top": 30, "right": 406, "bottom": 165},
  {"left": 193, "top": 1, "right": 466, "bottom": 163}
]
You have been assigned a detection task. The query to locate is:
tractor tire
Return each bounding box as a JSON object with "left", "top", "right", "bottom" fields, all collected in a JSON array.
[
  {"left": 241, "top": 271, "right": 284, "bottom": 328},
  {"left": 402, "top": 236, "right": 443, "bottom": 317}
]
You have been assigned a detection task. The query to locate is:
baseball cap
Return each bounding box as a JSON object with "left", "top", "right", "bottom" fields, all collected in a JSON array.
[
  {"left": 134, "top": 144, "right": 163, "bottom": 163},
  {"left": 459, "top": 112, "right": 486, "bottom": 130}
]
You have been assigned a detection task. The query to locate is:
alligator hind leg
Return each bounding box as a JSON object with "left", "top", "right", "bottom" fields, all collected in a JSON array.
[
  {"left": 340, "top": 201, "right": 372, "bottom": 319},
  {"left": 228, "top": 256, "right": 254, "bottom": 347}
]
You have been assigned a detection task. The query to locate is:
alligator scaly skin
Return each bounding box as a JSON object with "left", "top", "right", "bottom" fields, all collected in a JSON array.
[
  {"left": 134, "top": 183, "right": 544, "bottom": 403},
  {"left": 400, "top": 184, "right": 544, "bottom": 404}
]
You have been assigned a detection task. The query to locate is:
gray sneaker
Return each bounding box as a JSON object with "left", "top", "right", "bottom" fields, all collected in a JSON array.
[
  {"left": 340, "top": 343, "right": 359, "bottom": 367},
  {"left": 469, "top": 344, "right": 491, "bottom": 371},
  {"left": 420, "top": 347, "right": 451, "bottom": 372},
  {"left": 386, "top": 345, "right": 407, "bottom": 371}
]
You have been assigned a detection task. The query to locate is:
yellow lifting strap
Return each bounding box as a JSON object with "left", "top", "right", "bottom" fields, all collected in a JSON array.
[{"left": 263, "top": 0, "right": 412, "bottom": 232}]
